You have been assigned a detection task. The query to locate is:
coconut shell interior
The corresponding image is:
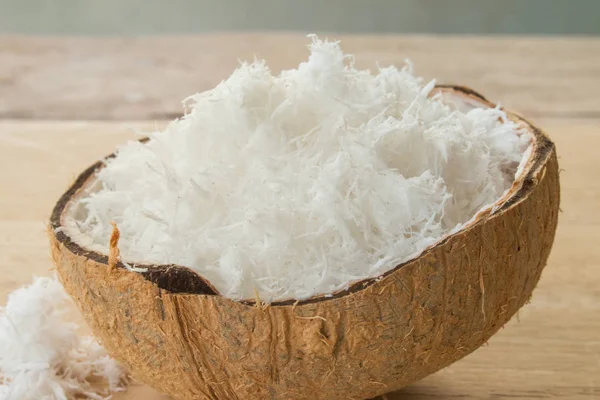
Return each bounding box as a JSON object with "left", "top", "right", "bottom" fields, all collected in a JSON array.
[{"left": 48, "top": 86, "right": 560, "bottom": 400}]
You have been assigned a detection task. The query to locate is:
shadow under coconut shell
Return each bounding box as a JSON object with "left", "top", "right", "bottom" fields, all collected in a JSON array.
[
  {"left": 111, "top": 379, "right": 468, "bottom": 400},
  {"left": 114, "top": 380, "right": 465, "bottom": 400},
  {"left": 370, "top": 380, "right": 464, "bottom": 400}
]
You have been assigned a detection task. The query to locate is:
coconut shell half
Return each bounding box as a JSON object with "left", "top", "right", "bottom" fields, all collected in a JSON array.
[{"left": 48, "top": 86, "right": 560, "bottom": 400}]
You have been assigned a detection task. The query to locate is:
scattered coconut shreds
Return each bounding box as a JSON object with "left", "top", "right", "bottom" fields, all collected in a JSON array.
[
  {"left": 65, "top": 35, "right": 530, "bottom": 302},
  {"left": 0, "top": 276, "right": 128, "bottom": 400}
]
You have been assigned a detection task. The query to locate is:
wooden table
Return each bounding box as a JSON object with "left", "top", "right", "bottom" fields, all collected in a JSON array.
[{"left": 1, "top": 34, "right": 599, "bottom": 399}]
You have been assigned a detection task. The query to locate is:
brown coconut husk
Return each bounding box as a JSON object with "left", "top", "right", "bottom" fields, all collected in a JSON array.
[{"left": 48, "top": 86, "right": 560, "bottom": 400}]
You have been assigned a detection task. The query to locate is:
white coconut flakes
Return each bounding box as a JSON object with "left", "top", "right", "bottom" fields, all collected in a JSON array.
[
  {"left": 65, "top": 36, "right": 530, "bottom": 302},
  {"left": 0, "top": 276, "right": 128, "bottom": 400}
]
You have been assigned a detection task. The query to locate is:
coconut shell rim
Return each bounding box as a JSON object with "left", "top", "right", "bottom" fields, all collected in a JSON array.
[{"left": 49, "top": 85, "right": 555, "bottom": 307}]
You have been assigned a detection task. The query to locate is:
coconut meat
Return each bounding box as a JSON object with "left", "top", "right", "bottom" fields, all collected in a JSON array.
[{"left": 62, "top": 36, "right": 531, "bottom": 302}]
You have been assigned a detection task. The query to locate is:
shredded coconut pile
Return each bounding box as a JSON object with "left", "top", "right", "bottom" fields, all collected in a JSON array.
[
  {"left": 68, "top": 36, "right": 530, "bottom": 302},
  {"left": 0, "top": 276, "right": 128, "bottom": 400}
]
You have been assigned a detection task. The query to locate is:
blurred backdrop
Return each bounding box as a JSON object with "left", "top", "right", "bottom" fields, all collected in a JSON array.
[{"left": 1, "top": 0, "right": 599, "bottom": 35}]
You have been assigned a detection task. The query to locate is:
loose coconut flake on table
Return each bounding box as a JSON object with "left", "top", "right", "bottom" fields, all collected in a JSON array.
[
  {"left": 64, "top": 36, "right": 531, "bottom": 302},
  {"left": 0, "top": 276, "right": 128, "bottom": 400}
]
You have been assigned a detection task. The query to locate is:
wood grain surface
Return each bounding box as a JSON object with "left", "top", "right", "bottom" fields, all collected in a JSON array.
[
  {"left": 1, "top": 34, "right": 600, "bottom": 121},
  {"left": 0, "top": 34, "right": 599, "bottom": 399}
]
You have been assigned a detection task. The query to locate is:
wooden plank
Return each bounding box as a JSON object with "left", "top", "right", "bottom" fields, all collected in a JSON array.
[
  {"left": 0, "top": 119, "right": 598, "bottom": 398},
  {"left": 1, "top": 34, "right": 599, "bottom": 121}
]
